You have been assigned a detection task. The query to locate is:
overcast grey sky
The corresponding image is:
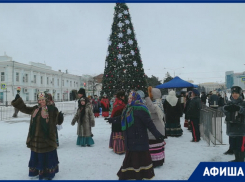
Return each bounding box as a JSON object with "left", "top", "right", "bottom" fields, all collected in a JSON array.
[{"left": 0, "top": 3, "right": 245, "bottom": 84}]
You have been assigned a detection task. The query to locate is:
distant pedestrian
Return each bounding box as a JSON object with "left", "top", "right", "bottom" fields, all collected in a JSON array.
[{"left": 101, "top": 94, "right": 110, "bottom": 117}]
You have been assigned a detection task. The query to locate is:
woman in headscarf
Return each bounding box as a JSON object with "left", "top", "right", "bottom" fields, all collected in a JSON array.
[
  {"left": 92, "top": 95, "right": 101, "bottom": 118},
  {"left": 71, "top": 97, "right": 95, "bottom": 147},
  {"left": 163, "top": 90, "right": 183, "bottom": 137},
  {"left": 107, "top": 91, "right": 164, "bottom": 180},
  {"left": 145, "top": 86, "right": 166, "bottom": 168},
  {"left": 11, "top": 92, "right": 63, "bottom": 180},
  {"left": 100, "top": 94, "right": 110, "bottom": 117},
  {"left": 108, "top": 91, "right": 126, "bottom": 154}
]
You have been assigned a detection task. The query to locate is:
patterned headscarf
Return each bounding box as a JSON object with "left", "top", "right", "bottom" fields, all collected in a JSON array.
[
  {"left": 30, "top": 92, "right": 52, "bottom": 139},
  {"left": 121, "top": 91, "right": 150, "bottom": 131}
]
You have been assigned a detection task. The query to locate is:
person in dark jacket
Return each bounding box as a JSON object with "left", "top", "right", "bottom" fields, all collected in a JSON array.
[
  {"left": 200, "top": 92, "right": 207, "bottom": 105},
  {"left": 218, "top": 93, "right": 225, "bottom": 107},
  {"left": 186, "top": 89, "right": 202, "bottom": 142},
  {"left": 108, "top": 91, "right": 126, "bottom": 154},
  {"left": 209, "top": 90, "right": 219, "bottom": 109},
  {"left": 107, "top": 91, "right": 164, "bottom": 180},
  {"left": 183, "top": 91, "right": 192, "bottom": 129},
  {"left": 222, "top": 86, "right": 245, "bottom": 161}
]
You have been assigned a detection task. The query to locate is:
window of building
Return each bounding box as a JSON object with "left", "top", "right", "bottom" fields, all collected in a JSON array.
[
  {"left": 26, "top": 93, "right": 29, "bottom": 101},
  {"left": 16, "top": 72, "right": 19, "bottom": 82},
  {"left": 1, "top": 72, "right": 5, "bottom": 81},
  {"left": 62, "top": 80, "right": 64, "bottom": 86},
  {"left": 41, "top": 76, "right": 43, "bottom": 84},
  {"left": 25, "top": 74, "right": 28, "bottom": 82},
  {"left": 47, "top": 77, "right": 49, "bottom": 85},
  {"left": 70, "top": 81, "right": 72, "bottom": 87},
  {"left": 74, "top": 81, "right": 75, "bottom": 87},
  {"left": 52, "top": 78, "right": 54, "bottom": 85},
  {"left": 57, "top": 93, "right": 60, "bottom": 100},
  {"left": 57, "top": 79, "right": 59, "bottom": 86},
  {"left": 34, "top": 75, "right": 36, "bottom": 83}
]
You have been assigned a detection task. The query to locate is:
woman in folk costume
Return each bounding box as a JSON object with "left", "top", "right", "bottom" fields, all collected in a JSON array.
[
  {"left": 46, "top": 93, "right": 64, "bottom": 147},
  {"left": 11, "top": 92, "right": 63, "bottom": 180},
  {"left": 92, "top": 95, "right": 101, "bottom": 118},
  {"left": 107, "top": 91, "right": 164, "bottom": 180},
  {"left": 100, "top": 94, "right": 110, "bottom": 117},
  {"left": 109, "top": 91, "right": 126, "bottom": 154},
  {"left": 145, "top": 86, "right": 166, "bottom": 168},
  {"left": 71, "top": 97, "right": 95, "bottom": 147},
  {"left": 163, "top": 90, "right": 183, "bottom": 137}
]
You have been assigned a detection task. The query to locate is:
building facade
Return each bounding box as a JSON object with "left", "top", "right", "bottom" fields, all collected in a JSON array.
[
  {"left": 225, "top": 71, "right": 245, "bottom": 90},
  {"left": 0, "top": 54, "right": 101, "bottom": 104}
]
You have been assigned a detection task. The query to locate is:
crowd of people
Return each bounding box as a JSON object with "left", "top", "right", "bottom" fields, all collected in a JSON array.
[{"left": 10, "top": 85, "right": 245, "bottom": 180}]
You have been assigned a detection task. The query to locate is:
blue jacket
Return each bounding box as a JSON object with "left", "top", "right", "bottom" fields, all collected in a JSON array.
[{"left": 111, "top": 109, "right": 162, "bottom": 151}]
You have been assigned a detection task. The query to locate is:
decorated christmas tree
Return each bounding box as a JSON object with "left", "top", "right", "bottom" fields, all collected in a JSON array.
[{"left": 101, "top": 3, "right": 148, "bottom": 98}]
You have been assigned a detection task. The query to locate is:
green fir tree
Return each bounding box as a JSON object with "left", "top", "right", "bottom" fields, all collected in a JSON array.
[{"left": 101, "top": 3, "right": 147, "bottom": 98}]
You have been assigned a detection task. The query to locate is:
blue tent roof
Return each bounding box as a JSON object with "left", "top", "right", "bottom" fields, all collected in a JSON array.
[{"left": 155, "top": 76, "right": 198, "bottom": 89}]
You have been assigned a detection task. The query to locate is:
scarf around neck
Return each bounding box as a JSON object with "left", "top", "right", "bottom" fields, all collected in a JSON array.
[{"left": 121, "top": 91, "right": 150, "bottom": 131}]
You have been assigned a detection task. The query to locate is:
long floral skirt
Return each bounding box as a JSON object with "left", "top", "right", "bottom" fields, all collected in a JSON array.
[
  {"left": 149, "top": 140, "right": 165, "bottom": 168},
  {"left": 109, "top": 131, "right": 125, "bottom": 154},
  {"left": 28, "top": 149, "right": 59, "bottom": 180},
  {"left": 117, "top": 151, "right": 155, "bottom": 180}
]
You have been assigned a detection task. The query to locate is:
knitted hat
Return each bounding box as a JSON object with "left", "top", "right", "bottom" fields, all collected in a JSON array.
[
  {"left": 231, "top": 86, "right": 242, "bottom": 95},
  {"left": 192, "top": 89, "right": 200, "bottom": 96},
  {"left": 37, "top": 92, "right": 47, "bottom": 100}
]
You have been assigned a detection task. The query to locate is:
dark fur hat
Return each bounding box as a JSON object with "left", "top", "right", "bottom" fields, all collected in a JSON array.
[
  {"left": 78, "top": 88, "right": 86, "bottom": 96},
  {"left": 116, "top": 91, "right": 125, "bottom": 99},
  {"left": 231, "top": 86, "right": 242, "bottom": 95}
]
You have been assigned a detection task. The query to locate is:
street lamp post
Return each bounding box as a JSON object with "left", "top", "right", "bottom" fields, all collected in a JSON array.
[{"left": 164, "top": 67, "right": 184, "bottom": 77}]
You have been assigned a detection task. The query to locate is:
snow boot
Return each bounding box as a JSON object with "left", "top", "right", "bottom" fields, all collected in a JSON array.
[
  {"left": 229, "top": 150, "right": 239, "bottom": 162},
  {"left": 238, "top": 152, "right": 245, "bottom": 162},
  {"left": 224, "top": 148, "right": 234, "bottom": 155}
]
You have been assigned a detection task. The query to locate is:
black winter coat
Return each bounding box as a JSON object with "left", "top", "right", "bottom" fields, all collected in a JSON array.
[
  {"left": 110, "top": 110, "right": 162, "bottom": 151},
  {"left": 186, "top": 96, "right": 202, "bottom": 119}
]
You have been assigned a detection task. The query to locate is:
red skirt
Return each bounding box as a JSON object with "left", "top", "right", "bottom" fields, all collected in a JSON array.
[{"left": 102, "top": 111, "right": 109, "bottom": 117}]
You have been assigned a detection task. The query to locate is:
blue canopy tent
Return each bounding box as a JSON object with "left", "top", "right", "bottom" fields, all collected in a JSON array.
[{"left": 155, "top": 76, "right": 198, "bottom": 89}]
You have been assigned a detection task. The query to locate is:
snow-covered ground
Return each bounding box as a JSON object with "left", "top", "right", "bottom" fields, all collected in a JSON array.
[{"left": 0, "top": 111, "right": 234, "bottom": 180}]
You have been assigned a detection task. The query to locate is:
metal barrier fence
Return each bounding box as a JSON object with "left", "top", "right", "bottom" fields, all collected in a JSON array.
[
  {"left": 200, "top": 104, "right": 223, "bottom": 146},
  {"left": 0, "top": 101, "right": 78, "bottom": 121}
]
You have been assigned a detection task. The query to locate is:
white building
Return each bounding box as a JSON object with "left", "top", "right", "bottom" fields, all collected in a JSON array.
[
  {"left": 198, "top": 82, "right": 225, "bottom": 93},
  {"left": 0, "top": 54, "right": 101, "bottom": 105}
]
